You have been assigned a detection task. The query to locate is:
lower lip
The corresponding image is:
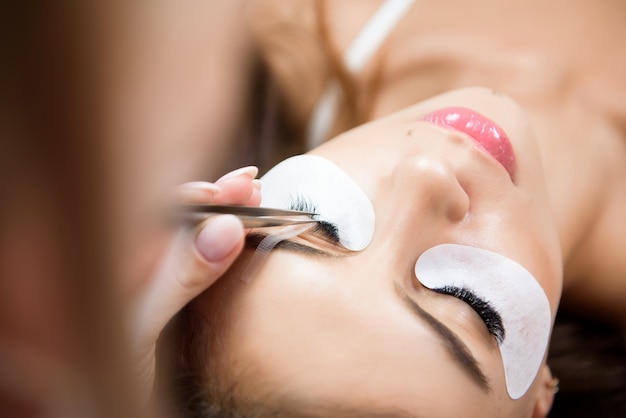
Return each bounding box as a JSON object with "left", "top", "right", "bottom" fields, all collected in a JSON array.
[{"left": 421, "top": 107, "right": 516, "bottom": 177}]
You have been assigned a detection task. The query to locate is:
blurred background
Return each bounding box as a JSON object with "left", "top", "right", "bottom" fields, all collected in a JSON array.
[{"left": 1, "top": 2, "right": 254, "bottom": 416}]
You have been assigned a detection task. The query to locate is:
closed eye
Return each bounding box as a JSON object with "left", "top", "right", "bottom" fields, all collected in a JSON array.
[
  {"left": 288, "top": 194, "right": 341, "bottom": 243},
  {"left": 432, "top": 286, "right": 505, "bottom": 344}
]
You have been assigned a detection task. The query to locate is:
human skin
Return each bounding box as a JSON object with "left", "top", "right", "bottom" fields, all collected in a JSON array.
[
  {"left": 103, "top": 0, "right": 253, "bottom": 299},
  {"left": 0, "top": 2, "right": 256, "bottom": 416},
  {"left": 195, "top": 88, "right": 571, "bottom": 417},
  {"left": 248, "top": 0, "right": 626, "bottom": 322},
  {"left": 106, "top": 2, "right": 263, "bottom": 403},
  {"left": 132, "top": 167, "right": 261, "bottom": 402}
]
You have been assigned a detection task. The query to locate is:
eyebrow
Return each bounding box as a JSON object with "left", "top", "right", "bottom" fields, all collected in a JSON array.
[
  {"left": 393, "top": 283, "right": 491, "bottom": 392},
  {"left": 245, "top": 233, "right": 491, "bottom": 392}
]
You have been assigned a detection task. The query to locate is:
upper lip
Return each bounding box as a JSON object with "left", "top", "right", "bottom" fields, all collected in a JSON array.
[{"left": 420, "top": 107, "right": 516, "bottom": 178}]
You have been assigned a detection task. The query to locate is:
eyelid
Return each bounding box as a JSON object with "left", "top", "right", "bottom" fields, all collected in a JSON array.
[
  {"left": 412, "top": 276, "right": 501, "bottom": 346},
  {"left": 309, "top": 221, "right": 341, "bottom": 243},
  {"left": 288, "top": 194, "right": 341, "bottom": 243},
  {"left": 296, "top": 231, "right": 352, "bottom": 254},
  {"left": 246, "top": 232, "right": 348, "bottom": 258},
  {"left": 394, "top": 281, "right": 491, "bottom": 391},
  {"left": 432, "top": 286, "right": 505, "bottom": 344}
]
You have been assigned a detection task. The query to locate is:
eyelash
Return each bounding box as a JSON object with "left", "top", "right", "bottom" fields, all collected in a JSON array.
[
  {"left": 433, "top": 286, "right": 505, "bottom": 344},
  {"left": 288, "top": 194, "right": 341, "bottom": 243}
]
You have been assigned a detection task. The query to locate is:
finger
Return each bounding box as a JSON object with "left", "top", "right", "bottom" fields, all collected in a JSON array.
[
  {"left": 183, "top": 177, "right": 259, "bottom": 206},
  {"left": 179, "top": 181, "right": 221, "bottom": 203},
  {"left": 131, "top": 214, "right": 244, "bottom": 352},
  {"left": 178, "top": 167, "right": 261, "bottom": 206},
  {"left": 213, "top": 166, "right": 258, "bottom": 203},
  {"left": 216, "top": 166, "right": 258, "bottom": 183},
  {"left": 247, "top": 179, "right": 262, "bottom": 206}
]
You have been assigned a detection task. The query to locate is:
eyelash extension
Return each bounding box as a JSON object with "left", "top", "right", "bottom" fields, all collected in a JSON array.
[
  {"left": 240, "top": 222, "right": 315, "bottom": 283},
  {"left": 288, "top": 194, "right": 340, "bottom": 243},
  {"left": 433, "top": 286, "right": 505, "bottom": 344}
]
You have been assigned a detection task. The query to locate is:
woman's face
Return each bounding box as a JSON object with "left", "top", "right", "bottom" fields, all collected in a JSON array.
[{"left": 201, "top": 88, "right": 562, "bottom": 417}]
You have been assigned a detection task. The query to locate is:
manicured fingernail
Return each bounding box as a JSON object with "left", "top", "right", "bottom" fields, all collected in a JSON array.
[
  {"left": 252, "top": 179, "right": 262, "bottom": 191},
  {"left": 195, "top": 215, "right": 243, "bottom": 262},
  {"left": 217, "top": 166, "right": 258, "bottom": 182},
  {"left": 180, "top": 182, "right": 221, "bottom": 202},
  {"left": 181, "top": 182, "right": 220, "bottom": 193}
]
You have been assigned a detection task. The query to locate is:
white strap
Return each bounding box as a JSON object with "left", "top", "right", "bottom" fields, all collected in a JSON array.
[
  {"left": 306, "top": 81, "right": 341, "bottom": 150},
  {"left": 306, "top": 0, "right": 416, "bottom": 149},
  {"left": 344, "top": 0, "right": 416, "bottom": 73}
]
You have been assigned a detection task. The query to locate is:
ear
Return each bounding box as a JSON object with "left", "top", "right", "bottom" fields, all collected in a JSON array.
[{"left": 531, "top": 364, "right": 558, "bottom": 418}]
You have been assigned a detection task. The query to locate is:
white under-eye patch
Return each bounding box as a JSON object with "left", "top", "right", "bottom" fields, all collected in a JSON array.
[
  {"left": 260, "top": 155, "right": 375, "bottom": 251},
  {"left": 414, "top": 244, "right": 552, "bottom": 399}
]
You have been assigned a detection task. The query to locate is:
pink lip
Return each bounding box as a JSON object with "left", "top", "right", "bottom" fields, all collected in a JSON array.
[{"left": 421, "top": 107, "right": 516, "bottom": 177}]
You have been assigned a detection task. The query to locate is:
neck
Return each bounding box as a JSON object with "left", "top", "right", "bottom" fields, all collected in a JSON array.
[{"left": 535, "top": 101, "right": 626, "bottom": 322}]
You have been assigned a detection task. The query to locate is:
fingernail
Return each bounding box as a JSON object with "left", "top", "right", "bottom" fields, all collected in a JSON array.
[
  {"left": 195, "top": 215, "right": 244, "bottom": 262},
  {"left": 252, "top": 179, "right": 262, "bottom": 191},
  {"left": 181, "top": 182, "right": 221, "bottom": 193},
  {"left": 217, "top": 166, "right": 258, "bottom": 182},
  {"left": 180, "top": 182, "right": 221, "bottom": 202}
]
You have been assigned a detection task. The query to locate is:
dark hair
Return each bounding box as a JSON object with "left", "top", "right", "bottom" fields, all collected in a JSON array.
[{"left": 547, "top": 310, "right": 626, "bottom": 417}]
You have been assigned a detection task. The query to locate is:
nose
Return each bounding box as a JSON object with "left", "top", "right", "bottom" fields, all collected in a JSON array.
[{"left": 369, "top": 155, "right": 470, "bottom": 264}]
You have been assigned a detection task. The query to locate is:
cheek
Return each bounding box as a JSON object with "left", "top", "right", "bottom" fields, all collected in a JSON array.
[{"left": 501, "top": 193, "right": 562, "bottom": 309}]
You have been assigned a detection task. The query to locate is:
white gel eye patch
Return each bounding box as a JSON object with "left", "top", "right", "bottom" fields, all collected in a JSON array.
[
  {"left": 414, "top": 243, "right": 551, "bottom": 399},
  {"left": 260, "top": 155, "right": 375, "bottom": 251}
]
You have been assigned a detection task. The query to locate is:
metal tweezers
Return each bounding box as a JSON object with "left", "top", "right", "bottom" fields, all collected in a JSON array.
[{"left": 175, "top": 204, "right": 319, "bottom": 228}]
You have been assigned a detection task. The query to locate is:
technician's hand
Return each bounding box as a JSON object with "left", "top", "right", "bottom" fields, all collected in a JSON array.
[{"left": 131, "top": 166, "right": 261, "bottom": 401}]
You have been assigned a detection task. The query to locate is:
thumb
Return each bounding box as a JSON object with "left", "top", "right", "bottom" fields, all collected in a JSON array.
[{"left": 132, "top": 214, "right": 244, "bottom": 352}]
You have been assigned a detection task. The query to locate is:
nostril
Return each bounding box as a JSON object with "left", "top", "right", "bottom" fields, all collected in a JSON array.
[
  {"left": 446, "top": 188, "right": 470, "bottom": 223},
  {"left": 393, "top": 156, "right": 470, "bottom": 223}
]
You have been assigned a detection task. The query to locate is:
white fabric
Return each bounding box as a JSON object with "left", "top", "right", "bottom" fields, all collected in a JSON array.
[{"left": 306, "top": 0, "right": 416, "bottom": 149}]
